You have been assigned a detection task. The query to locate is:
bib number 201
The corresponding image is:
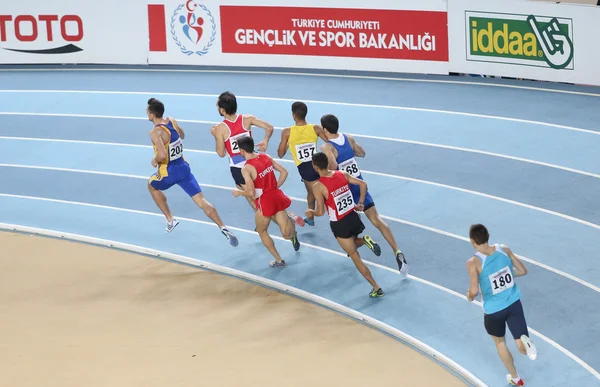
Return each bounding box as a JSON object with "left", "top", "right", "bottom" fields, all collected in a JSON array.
[{"left": 169, "top": 139, "right": 183, "bottom": 161}]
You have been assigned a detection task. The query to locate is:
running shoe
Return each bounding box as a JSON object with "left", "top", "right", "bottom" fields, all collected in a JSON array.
[
  {"left": 221, "top": 227, "right": 239, "bottom": 247},
  {"left": 165, "top": 218, "right": 180, "bottom": 233},
  {"left": 396, "top": 250, "right": 409, "bottom": 277},
  {"left": 506, "top": 375, "right": 525, "bottom": 386},
  {"left": 304, "top": 217, "right": 315, "bottom": 227},
  {"left": 269, "top": 260, "right": 287, "bottom": 268},
  {"left": 520, "top": 335, "right": 537, "bottom": 360},
  {"left": 287, "top": 212, "right": 306, "bottom": 227},
  {"left": 291, "top": 232, "right": 300, "bottom": 251},
  {"left": 363, "top": 235, "right": 381, "bottom": 256},
  {"left": 369, "top": 288, "right": 385, "bottom": 298}
]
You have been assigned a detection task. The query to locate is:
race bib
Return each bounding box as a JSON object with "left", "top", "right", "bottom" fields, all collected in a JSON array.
[
  {"left": 333, "top": 189, "right": 355, "bottom": 217},
  {"left": 488, "top": 266, "right": 514, "bottom": 295},
  {"left": 295, "top": 143, "right": 317, "bottom": 162},
  {"left": 338, "top": 157, "right": 360, "bottom": 177},
  {"left": 168, "top": 138, "right": 183, "bottom": 161},
  {"left": 229, "top": 132, "right": 250, "bottom": 154}
]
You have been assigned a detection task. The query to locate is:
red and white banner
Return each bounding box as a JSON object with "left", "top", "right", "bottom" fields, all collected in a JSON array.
[
  {"left": 147, "top": 0, "right": 449, "bottom": 74},
  {"left": 219, "top": 6, "right": 448, "bottom": 62}
]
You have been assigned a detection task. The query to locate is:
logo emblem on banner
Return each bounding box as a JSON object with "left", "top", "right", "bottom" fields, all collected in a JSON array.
[
  {"left": 170, "top": 1, "right": 216, "bottom": 56},
  {"left": 466, "top": 12, "right": 574, "bottom": 70}
]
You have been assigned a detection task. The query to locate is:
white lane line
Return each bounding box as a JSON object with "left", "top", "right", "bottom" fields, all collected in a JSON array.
[
  {"left": 0, "top": 90, "right": 599, "bottom": 137},
  {"left": 2, "top": 112, "right": 600, "bottom": 180},
  {"left": 1, "top": 163, "right": 598, "bottom": 294},
  {"left": 0, "top": 222, "right": 485, "bottom": 387},
  {"left": 2, "top": 133, "right": 600, "bottom": 232},
  {"left": 0, "top": 195, "right": 597, "bottom": 382},
  {"left": 1, "top": 67, "right": 600, "bottom": 97}
]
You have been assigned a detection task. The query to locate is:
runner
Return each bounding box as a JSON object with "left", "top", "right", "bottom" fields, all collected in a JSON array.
[
  {"left": 306, "top": 152, "right": 384, "bottom": 298},
  {"left": 232, "top": 136, "right": 305, "bottom": 267},
  {"left": 320, "top": 114, "right": 408, "bottom": 275},
  {"left": 277, "top": 101, "right": 327, "bottom": 226},
  {"left": 211, "top": 91, "right": 275, "bottom": 211},
  {"left": 466, "top": 224, "right": 537, "bottom": 386},
  {"left": 146, "top": 98, "right": 238, "bottom": 246}
]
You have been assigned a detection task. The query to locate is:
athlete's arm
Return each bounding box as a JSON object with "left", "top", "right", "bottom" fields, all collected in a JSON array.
[
  {"left": 270, "top": 156, "right": 289, "bottom": 189},
  {"left": 306, "top": 182, "right": 326, "bottom": 217},
  {"left": 211, "top": 124, "right": 227, "bottom": 158},
  {"left": 277, "top": 128, "right": 290, "bottom": 158},
  {"left": 347, "top": 134, "right": 366, "bottom": 158},
  {"left": 343, "top": 171, "right": 367, "bottom": 211},
  {"left": 233, "top": 165, "right": 257, "bottom": 198},
  {"left": 501, "top": 245, "right": 528, "bottom": 277},
  {"left": 314, "top": 125, "right": 328, "bottom": 143},
  {"left": 321, "top": 143, "right": 338, "bottom": 170},
  {"left": 171, "top": 118, "right": 185, "bottom": 139},
  {"left": 150, "top": 129, "right": 167, "bottom": 166},
  {"left": 248, "top": 115, "right": 274, "bottom": 152},
  {"left": 466, "top": 257, "right": 480, "bottom": 301}
]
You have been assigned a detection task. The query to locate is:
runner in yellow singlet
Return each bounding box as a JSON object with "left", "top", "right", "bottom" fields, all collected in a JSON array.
[{"left": 277, "top": 101, "right": 327, "bottom": 226}]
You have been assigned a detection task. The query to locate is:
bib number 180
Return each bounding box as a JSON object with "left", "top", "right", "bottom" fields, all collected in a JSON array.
[{"left": 489, "top": 267, "right": 514, "bottom": 295}]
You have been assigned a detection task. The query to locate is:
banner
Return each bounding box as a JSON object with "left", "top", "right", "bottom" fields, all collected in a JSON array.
[
  {"left": 147, "top": 0, "right": 450, "bottom": 74},
  {"left": 0, "top": 0, "right": 148, "bottom": 64},
  {"left": 448, "top": 0, "right": 600, "bottom": 86}
]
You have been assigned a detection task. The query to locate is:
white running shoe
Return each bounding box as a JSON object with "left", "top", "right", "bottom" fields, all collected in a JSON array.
[
  {"left": 520, "top": 335, "right": 537, "bottom": 360},
  {"left": 166, "top": 218, "right": 180, "bottom": 233}
]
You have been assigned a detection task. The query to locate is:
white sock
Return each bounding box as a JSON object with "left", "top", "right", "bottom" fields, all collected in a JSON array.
[{"left": 512, "top": 376, "right": 521, "bottom": 382}]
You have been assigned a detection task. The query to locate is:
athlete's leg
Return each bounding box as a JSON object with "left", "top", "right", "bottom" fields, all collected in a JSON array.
[
  {"left": 492, "top": 335, "right": 519, "bottom": 379},
  {"left": 337, "top": 236, "right": 380, "bottom": 290},
  {"left": 273, "top": 209, "right": 300, "bottom": 251},
  {"left": 364, "top": 204, "right": 399, "bottom": 252},
  {"left": 255, "top": 210, "right": 285, "bottom": 266},
  {"left": 148, "top": 174, "right": 176, "bottom": 222},
  {"left": 507, "top": 301, "right": 537, "bottom": 360},
  {"left": 303, "top": 180, "right": 317, "bottom": 224}
]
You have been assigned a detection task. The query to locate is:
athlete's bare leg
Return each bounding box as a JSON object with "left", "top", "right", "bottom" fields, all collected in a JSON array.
[
  {"left": 255, "top": 210, "right": 284, "bottom": 264},
  {"left": 191, "top": 192, "right": 225, "bottom": 228},
  {"left": 354, "top": 237, "right": 365, "bottom": 248},
  {"left": 272, "top": 210, "right": 296, "bottom": 240},
  {"left": 492, "top": 335, "right": 519, "bottom": 380},
  {"left": 337, "top": 236, "right": 380, "bottom": 289},
  {"left": 303, "top": 180, "right": 317, "bottom": 223},
  {"left": 365, "top": 206, "right": 399, "bottom": 252},
  {"left": 148, "top": 183, "right": 174, "bottom": 222},
  {"left": 237, "top": 183, "right": 257, "bottom": 211}
]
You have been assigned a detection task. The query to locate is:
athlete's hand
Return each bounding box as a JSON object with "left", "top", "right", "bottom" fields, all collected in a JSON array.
[
  {"left": 466, "top": 289, "right": 474, "bottom": 302},
  {"left": 256, "top": 140, "right": 268, "bottom": 152},
  {"left": 356, "top": 202, "right": 365, "bottom": 212},
  {"left": 232, "top": 190, "right": 241, "bottom": 198},
  {"left": 210, "top": 125, "right": 218, "bottom": 137},
  {"left": 151, "top": 158, "right": 158, "bottom": 168}
]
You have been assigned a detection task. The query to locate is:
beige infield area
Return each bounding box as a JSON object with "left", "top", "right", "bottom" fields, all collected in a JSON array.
[{"left": 0, "top": 232, "right": 465, "bottom": 387}]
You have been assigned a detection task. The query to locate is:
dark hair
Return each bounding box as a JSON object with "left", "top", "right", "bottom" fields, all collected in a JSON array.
[
  {"left": 312, "top": 152, "right": 329, "bottom": 170},
  {"left": 469, "top": 224, "right": 490, "bottom": 245},
  {"left": 218, "top": 91, "right": 237, "bottom": 115},
  {"left": 292, "top": 101, "right": 308, "bottom": 120},
  {"left": 320, "top": 114, "right": 339, "bottom": 134},
  {"left": 147, "top": 98, "right": 165, "bottom": 118},
  {"left": 237, "top": 135, "right": 254, "bottom": 153}
]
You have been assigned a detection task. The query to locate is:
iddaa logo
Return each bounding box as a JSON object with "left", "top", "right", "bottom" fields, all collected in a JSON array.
[{"left": 170, "top": 1, "right": 216, "bottom": 56}]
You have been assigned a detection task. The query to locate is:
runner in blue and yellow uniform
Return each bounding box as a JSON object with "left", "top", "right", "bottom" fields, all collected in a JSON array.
[
  {"left": 146, "top": 98, "right": 238, "bottom": 246},
  {"left": 277, "top": 102, "right": 327, "bottom": 226}
]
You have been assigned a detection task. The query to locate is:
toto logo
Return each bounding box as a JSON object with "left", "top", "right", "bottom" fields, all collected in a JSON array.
[
  {"left": 0, "top": 14, "right": 84, "bottom": 54},
  {"left": 170, "top": 1, "right": 216, "bottom": 56}
]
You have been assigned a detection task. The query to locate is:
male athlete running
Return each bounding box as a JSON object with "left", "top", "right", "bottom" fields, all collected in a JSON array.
[
  {"left": 233, "top": 136, "right": 304, "bottom": 267},
  {"left": 466, "top": 224, "right": 537, "bottom": 386},
  {"left": 211, "top": 91, "right": 275, "bottom": 211},
  {"left": 146, "top": 98, "right": 238, "bottom": 246},
  {"left": 320, "top": 114, "right": 408, "bottom": 275},
  {"left": 306, "top": 152, "right": 384, "bottom": 298},
  {"left": 277, "top": 101, "right": 327, "bottom": 226}
]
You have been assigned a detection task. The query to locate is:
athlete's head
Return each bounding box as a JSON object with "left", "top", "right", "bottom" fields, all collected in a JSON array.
[
  {"left": 469, "top": 224, "right": 490, "bottom": 249},
  {"left": 312, "top": 152, "right": 329, "bottom": 173},
  {"left": 291, "top": 101, "right": 308, "bottom": 122},
  {"left": 147, "top": 98, "right": 165, "bottom": 121},
  {"left": 320, "top": 114, "right": 339, "bottom": 138},
  {"left": 237, "top": 135, "right": 255, "bottom": 159},
  {"left": 217, "top": 91, "right": 237, "bottom": 117}
]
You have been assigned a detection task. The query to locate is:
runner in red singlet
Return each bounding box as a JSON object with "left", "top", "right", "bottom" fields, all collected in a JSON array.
[
  {"left": 211, "top": 91, "right": 275, "bottom": 211},
  {"left": 232, "top": 136, "right": 305, "bottom": 267},
  {"left": 306, "top": 152, "right": 384, "bottom": 298}
]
